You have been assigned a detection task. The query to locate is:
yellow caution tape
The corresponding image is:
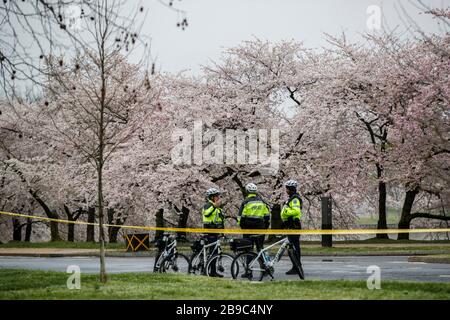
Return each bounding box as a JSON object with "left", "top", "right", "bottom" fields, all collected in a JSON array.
[{"left": 1, "top": 210, "right": 450, "bottom": 235}]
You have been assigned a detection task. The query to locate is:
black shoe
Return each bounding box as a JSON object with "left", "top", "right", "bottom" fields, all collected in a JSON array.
[
  {"left": 285, "top": 268, "right": 298, "bottom": 275},
  {"left": 241, "top": 272, "right": 253, "bottom": 279},
  {"left": 210, "top": 273, "right": 224, "bottom": 278}
]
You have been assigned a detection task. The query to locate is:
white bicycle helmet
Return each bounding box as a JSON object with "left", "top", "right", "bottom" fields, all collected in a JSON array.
[
  {"left": 205, "top": 188, "right": 220, "bottom": 198},
  {"left": 284, "top": 180, "right": 298, "bottom": 188},
  {"left": 245, "top": 183, "right": 258, "bottom": 193}
]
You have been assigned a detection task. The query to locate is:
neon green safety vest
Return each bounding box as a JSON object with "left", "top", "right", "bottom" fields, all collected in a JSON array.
[
  {"left": 202, "top": 200, "right": 224, "bottom": 226},
  {"left": 238, "top": 194, "right": 270, "bottom": 224},
  {"left": 281, "top": 194, "right": 302, "bottom": 222}
]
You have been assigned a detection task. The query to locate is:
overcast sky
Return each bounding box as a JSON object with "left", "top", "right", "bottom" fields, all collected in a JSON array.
[{"left": 140, "top": 0, "right": 449, "bottom": 74}]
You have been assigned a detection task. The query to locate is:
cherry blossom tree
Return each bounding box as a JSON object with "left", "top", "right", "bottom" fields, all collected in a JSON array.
[{"left": 36, "top": 0, "right": 155, "bottom": 282}]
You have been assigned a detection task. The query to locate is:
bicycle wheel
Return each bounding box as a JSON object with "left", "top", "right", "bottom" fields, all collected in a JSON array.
[
  {"left": 231, "top": 252, "right": 265, "bottom": 281},
  {"left": 160, "top": 253, "right": 190, "bottom": 274},
  {"left": 205, "top": 253, "right": 234, "bottom": 278},
  {"left": 188, "top": 252, "right": 205, "bottom": 275},
  {"left": 288, "top": 248, "right": 305, "bottom": 280}
]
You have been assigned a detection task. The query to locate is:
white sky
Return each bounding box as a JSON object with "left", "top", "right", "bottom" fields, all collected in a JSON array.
[{"left": 141, "top": 0, "right": 449, "bottom": 74}]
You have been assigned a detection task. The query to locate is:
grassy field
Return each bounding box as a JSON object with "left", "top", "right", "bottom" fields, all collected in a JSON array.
[
  {"left": 0, "top": 270, "right": 450, "bottom": 300},
  {"left": 0, "top": 269, "right": 450, "bottom": 300},
  {"left": 357, "top": 208, "right": 401, "bottom": 225}
]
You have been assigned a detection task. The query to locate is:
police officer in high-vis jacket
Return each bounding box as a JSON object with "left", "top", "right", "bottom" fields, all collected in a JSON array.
[
  {"left": 238, "top": 183, "right": 271, "bottom": 256},
  {"left": 202, "top": 187, "right": 224, "bottom": 277},
  {"left": 281, "top": 179, "right": 304, "bottom": 278}
]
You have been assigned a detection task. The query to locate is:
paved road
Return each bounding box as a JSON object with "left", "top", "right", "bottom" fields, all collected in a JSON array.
[{"left": 1, "top": 255, "right": 450, "bottom": 282}]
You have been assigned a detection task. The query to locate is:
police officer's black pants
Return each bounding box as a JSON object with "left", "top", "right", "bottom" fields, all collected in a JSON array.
[
  {"left": 243, "top": 234, "right": 264, "bottom": 251},
  {"left": 243, "top": 234, "right": 265, "bottom": 268},
  {"left": 288, "top": 235, "right": 302, "bottom": 266}
]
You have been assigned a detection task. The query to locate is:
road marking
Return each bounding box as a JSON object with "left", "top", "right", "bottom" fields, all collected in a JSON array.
[
  {"left": 439, "top": 275, "right": 450, "bottom": 278},
  {"left": 331, "top": 271, "right": 363, "bottom": 274},
  {"left": 345, "top": 265, "right": 360, "bottom": 268}
]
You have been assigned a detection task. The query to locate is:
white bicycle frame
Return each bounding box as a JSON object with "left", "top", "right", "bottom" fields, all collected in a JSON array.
[
  {"left": 247, "top": 237, "right": 290, "bottom": 271},
  {"left": 155, "top": 234, "right": 178, "bottom": 269},
  {"left": 193, "top": 236, "right": 225, "bottom": 267}
]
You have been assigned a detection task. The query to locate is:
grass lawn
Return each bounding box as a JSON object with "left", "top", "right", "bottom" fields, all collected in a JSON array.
[
  {"left": 356, "top": 207, "right": 401, "bottom": 225},
  {"left": 0, "top": 269, "right": 449, "bottom": 300}
]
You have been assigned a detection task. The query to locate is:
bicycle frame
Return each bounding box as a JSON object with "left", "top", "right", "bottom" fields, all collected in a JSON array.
[
  {"left": 193, "top": 236, "right": 225, "bottom": 267},
  {"left": 248, "top": 237, "right": 290, "bottom": 271},
  {"left": 155, "top": 235, "right": 178, "bottom": 270}
]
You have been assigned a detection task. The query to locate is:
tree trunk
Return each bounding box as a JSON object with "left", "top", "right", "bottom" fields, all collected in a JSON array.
[
  {"left": 86, "top": 207, "right": 95, "bottom": 242},
  {"left": 49, "top": 215, "right": 61, "bottom": 242},
  {"left": 29, "top": 191, "right": 61, "bottom": 241},
  {"left": 25, "top": 218, "right": 32, "bottom": 242},
  {"left": 67, "top": 223, "right": 75, "bottom": 242},
  {"left": 36, "top": 202, "right": 60, "bottom": 241},
  {"left": 97, "top": 22, "right": 108, "bottom": 283},
  {"left": 107, "top": 208, "right": 121, "bottom": 243},
  {"left": 397, "top": 188, "right": 419, "bottom": 240},
  {"left": 376, "top": 165, "right": 388, "bottom": 239},
  {"left": 155, "top": 208, "right": 164, "bottom": 241},
  {"left": 176, "top": 206, "right": 189, "bottom": 241},
  {"left": 356, "top": 115, "right": 390, "bottom": 240},
  {"left": 108, "top": 226, "right": 120, "bottom": 243},
  {"left": 10, "top": 165, "right": 60, "bottom": 241},
  {"left": 12, "top": 218, "right": 22, "bottom": 241},
  {"left": 97, "top": 165, "right": 107, "bottom": 283},
  {"left": 64, "top": 205, "right": 75, "bottom": 242}
]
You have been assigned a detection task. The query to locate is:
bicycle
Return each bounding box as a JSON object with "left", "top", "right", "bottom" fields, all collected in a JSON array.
[
  {"left": 188, "top": 235, "right": 235, "bottom": 278},
  {"left": 231, "top": 236, "right": 305, "bottom": 281},
  {"left": 153, "top": 233, "right": 190, "bottom": 274}
]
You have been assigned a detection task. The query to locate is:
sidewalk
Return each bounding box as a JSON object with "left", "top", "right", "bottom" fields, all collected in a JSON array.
[{"left": 1, "top": 242, "right": 450, "bottom": 257}]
